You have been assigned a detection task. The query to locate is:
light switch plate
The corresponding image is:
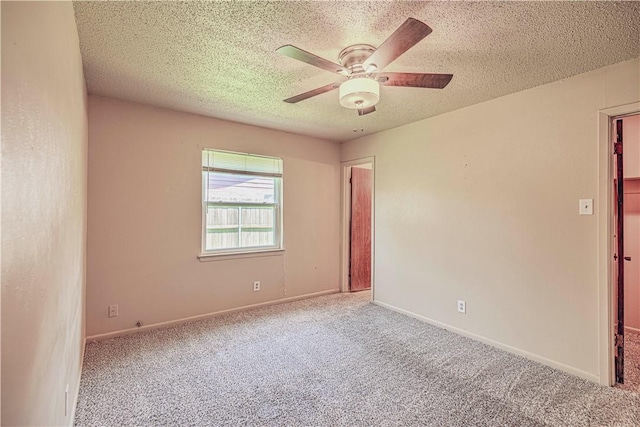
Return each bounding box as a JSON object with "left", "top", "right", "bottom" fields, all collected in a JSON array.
[{"left": 579, "top": 199, "right": 593, "bottom": 215}]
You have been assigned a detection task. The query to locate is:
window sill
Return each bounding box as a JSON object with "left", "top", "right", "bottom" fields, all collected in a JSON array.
[{"left": 198, "top": 248, "right": 285, "bottom": 262}]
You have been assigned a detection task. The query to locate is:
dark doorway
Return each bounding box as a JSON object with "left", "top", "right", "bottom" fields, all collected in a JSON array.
[{"left": 614, "top": 113, "right": 640, "bottom": 392}]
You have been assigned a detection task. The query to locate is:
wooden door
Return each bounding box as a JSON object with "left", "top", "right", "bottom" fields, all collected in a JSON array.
[
  {"left": 350, "top": 167, "right": 371, "bottom": 292},
  {"left": 615, "top": 118, "right": 625, "bottom": 384}
]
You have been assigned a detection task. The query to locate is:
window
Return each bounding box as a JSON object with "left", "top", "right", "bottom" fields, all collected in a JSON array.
[{"left": 202, "top": 149, "right": 283, "bottom": 255}]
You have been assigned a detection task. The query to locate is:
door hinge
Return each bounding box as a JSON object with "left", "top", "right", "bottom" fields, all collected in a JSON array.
[
  {"left": 614, "top": 142, "right": 623, "bottom": 154},
  {"left": 615, "top": 333, "right": 624, "bottom": 347}
]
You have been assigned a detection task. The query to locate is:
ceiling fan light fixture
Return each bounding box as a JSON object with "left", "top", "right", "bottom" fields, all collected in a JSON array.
[{"left": 339, "top": 78, "right": 380, "bottom": 109}]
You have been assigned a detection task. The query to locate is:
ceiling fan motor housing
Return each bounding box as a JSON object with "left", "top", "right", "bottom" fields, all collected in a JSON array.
[{"left": 338, "top": 44, "right": 376, "bottom": 74}]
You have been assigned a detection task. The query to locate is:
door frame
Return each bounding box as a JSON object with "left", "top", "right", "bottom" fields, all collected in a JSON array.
[
  {"left": 597, "top": 102, "right": 640, "bottom": 386},
  {"left": 341, "top": 157, "right": 375, "bottom": 299}
]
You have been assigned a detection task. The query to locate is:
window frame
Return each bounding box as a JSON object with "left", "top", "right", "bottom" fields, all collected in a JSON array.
[{"left": 200, "top": 150, "right": 283, "bottom": 257}]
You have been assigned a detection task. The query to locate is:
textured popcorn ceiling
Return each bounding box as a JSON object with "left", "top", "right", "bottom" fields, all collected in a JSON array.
[{"left": 73, "top": 1, "right": 640, "bottom": 142}]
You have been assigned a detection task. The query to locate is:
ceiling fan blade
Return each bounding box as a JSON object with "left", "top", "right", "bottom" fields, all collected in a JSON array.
[
  {"left": 283, "top": 82, "right": 341, "bottom": 103},
  {"left": 377, "top": 72, "right": 453, "bottom": 89},
  {"left": 363, "top": 18, "right": 433, "bottom": 72},
  {"left": 357, "top": 106, "right": 376, "bottom": 116},
  {"left": 277, "top": 45, "right": 348, "bottom": 75}
]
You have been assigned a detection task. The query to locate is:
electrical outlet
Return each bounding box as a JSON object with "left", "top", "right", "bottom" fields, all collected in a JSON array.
[
  {"left": 457, "top": 300, "right": 466, "bottom": 314},
  {"left": 253, "top": 281, "right": 261, "bottom": 292},
  {"left": 108, "top": 304, "right": 118, "bottom": 318}
]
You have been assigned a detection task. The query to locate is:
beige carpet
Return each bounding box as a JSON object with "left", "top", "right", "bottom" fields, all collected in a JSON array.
[
  {"left": 618, "top": 331, "right": 640, "bottom": 394},
  {"left": 75, "top": 292, "right": 640, "bottom": 426}
]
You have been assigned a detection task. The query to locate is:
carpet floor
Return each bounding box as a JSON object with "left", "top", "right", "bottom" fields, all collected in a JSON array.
[
  {"left": 75, "top": 292, "right": 640, "bottom": 426},
  {"left": 617, "top": 331, "right": 640, "bottom": 394}
]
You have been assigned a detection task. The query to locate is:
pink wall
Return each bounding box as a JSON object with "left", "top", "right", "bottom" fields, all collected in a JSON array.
[
  {"left": 624, "top": 189, "right": 640, "bottom": 331},
  {"left": 623, "top": 115, "right": 640, "bottom": 332},
  {"left": 1, "top": 2, "right": 88, "bottom": 425},
  {"left": 86, "top": 96, "right": 341, "bottom": 337},
  {"left": 623, "top": 115, "right": 640, "bottom": 178}
]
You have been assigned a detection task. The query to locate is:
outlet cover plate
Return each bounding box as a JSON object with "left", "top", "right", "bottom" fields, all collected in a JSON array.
[
  {"left": 457, "top": 300, "right": 466, "bottom": 314},
  {"left": 108, "top": 304, "right": 118, "bottom": 318}
]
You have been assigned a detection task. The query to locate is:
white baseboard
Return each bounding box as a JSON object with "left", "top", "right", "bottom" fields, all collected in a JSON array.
[
  {"left": 373, "top": 300, "right": 600, "bottom": 384},
  {"left": 70, "top": 337, "right": 85, "bottom": 426},
  {"left": 625, "top": 326, "right": 640, "bottom": 335},
  {"left": 86, "top": 289, "right": 340, "bottom": 342}
]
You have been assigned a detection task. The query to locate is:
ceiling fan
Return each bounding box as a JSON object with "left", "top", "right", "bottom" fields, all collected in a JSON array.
[{"left": 276, "top": 18, "right": 453, "bottom": 116}]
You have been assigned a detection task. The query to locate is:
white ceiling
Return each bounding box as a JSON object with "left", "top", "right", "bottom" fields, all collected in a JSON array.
[{"left": 73, "top": 1, "right": 640, "bottom": 143}]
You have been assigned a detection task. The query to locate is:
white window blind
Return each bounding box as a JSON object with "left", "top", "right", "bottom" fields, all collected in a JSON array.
[
  {"left": 202, "top": 149, "right": 283, "bottom": 177},
  {"left": 201, "top": 149, "right": 283, "bottom": 254}
]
